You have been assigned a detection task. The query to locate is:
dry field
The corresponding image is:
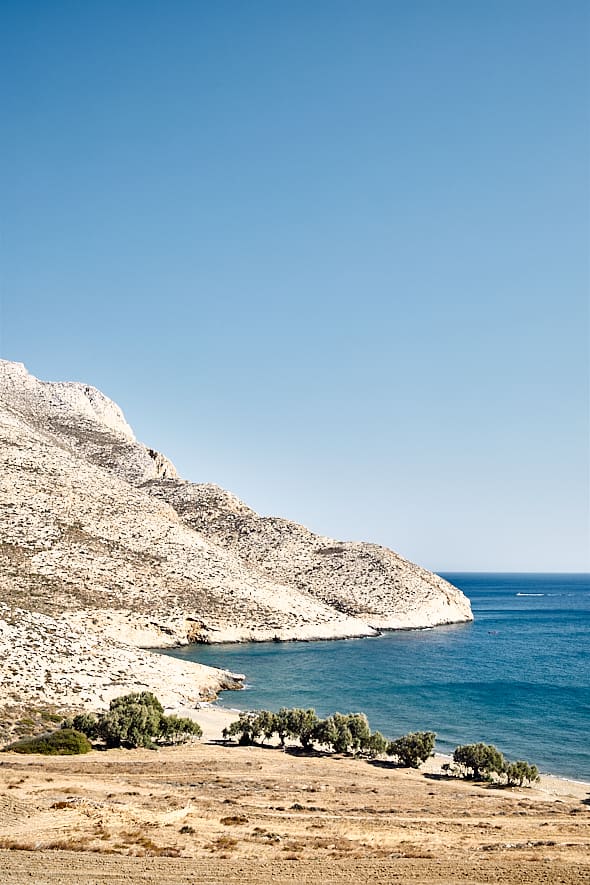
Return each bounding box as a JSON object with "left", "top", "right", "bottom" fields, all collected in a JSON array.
[{"left": 0, "top": 738, "right": 588, "bottom": 885}]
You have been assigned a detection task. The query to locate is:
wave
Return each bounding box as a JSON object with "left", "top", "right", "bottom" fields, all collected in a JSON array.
[{"left": 516, "top": 592, "right": 545, "bottom": 596}]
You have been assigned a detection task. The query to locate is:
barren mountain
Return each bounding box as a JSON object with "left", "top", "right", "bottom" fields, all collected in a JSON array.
[{"left": 0, "top": 359, "right": 472, "bottom": 713}]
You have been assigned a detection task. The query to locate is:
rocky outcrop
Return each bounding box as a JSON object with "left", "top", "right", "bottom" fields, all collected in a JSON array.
[
  {"left": 0, "top": 602, "right": 242, "bottom": 713},
  {"left": 144, "top": 480, "right": 473, "bottom": 630},
  {"left": 0, "top": 360, "right": 472, "bottom": 714},
  {"left": 0, "top": 360, "right": 177, "bottom": 485}
]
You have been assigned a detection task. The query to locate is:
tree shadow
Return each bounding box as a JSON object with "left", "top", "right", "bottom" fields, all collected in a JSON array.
[
  {"left": 367, "top": 759, "right": 405, "bottom": 770},
  {"left": 284, "top": 745, "right": 332, "bottom": 758},
  {"left": 211, "top": 740, "right": 331, "bottom": 758}
]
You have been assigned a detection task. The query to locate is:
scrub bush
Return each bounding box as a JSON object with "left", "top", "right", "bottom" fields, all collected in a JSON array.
[{"left": 2, "top": 728, "right": 92, "bottom": 755}]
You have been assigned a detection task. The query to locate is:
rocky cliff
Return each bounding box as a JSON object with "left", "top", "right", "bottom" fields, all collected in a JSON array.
[{"left": 0, "top": 360, "right": 472, "bottom": 714}]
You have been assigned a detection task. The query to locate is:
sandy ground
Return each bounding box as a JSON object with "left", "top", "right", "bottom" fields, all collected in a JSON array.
[{"left": 0, "top": 707, "right": 588, "bottom": 885}]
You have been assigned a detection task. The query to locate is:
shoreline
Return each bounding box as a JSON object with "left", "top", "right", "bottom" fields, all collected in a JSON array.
[{"left": 190, "top": 703, "right": 590, "bottom": 800}]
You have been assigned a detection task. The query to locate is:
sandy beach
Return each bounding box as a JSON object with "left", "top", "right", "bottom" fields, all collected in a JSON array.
[{"left": 0, "top": 705, "right": 588, "bottom": 885}]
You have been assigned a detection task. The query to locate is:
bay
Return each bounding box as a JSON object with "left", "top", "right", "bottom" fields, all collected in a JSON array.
[{"left": 163, "top": 573, "right": 590, "bottom": 781}]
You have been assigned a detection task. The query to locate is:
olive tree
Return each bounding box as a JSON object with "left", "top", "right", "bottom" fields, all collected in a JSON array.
[
  {"left": 504, "top": 760, "right": 540, "bottom": 786},
  {"left": 453, "top": 742, "right": 505, "bottom": 780},
  {"left": 64, "top": 692, "right": 202, "bottom": 749},
  {"left": 388, "top": 731, "right": 436, "bottom": 768},
  {"left": 255, "top": 710, "right": 277, "bottom": 744},
  {"left": 345, "top": 713, "right": 372, "bottom": 754},
  {"left": 275, "top": 708, "right": 291, "bottom": 747},
  {"left": 222, "top": 711, "right": 262, "bottom": 745},
  {"left": 313, "top": 715, "right": 341, "bottom": 751},
  {"left": 97, "top": 692, "right": 164, "bottom": 748},
  {"left": 363, "top": 730, "right": 388, "bottom": 758},
  {"left": 286, "top": 708, "right": 319, "bottom": 750},
  {"left": 159, "top": 715, "right": 202, "bottom": 744}
]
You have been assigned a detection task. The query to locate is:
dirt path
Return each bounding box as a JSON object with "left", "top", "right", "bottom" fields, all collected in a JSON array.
[{"left": 2, "top": 852, "right": 590, "bottom": 884}]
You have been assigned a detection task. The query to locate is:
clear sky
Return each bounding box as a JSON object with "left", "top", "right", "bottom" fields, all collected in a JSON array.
[{"left": 1, "top": 1, "right": 588, "bottom": 572}]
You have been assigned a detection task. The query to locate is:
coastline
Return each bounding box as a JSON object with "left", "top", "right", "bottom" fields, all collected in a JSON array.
[
  {"left": 189, "top": 703, "right": 590, "bottom": 800},
  {"left": 170, "top": 573, "right": 590, "bottom": 789}
]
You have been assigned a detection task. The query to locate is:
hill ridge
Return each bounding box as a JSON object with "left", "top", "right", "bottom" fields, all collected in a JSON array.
[{"left": 0, "top": 360, "right": 472, "bottom": 714}]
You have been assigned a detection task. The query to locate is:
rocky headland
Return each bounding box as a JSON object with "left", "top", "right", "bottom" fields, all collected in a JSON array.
[{"left": 0, "top": 359, "right": 472, "bottom": 717}]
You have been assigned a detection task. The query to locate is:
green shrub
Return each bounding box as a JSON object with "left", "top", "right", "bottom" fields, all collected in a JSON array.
[
  {"left": 388, "top": 731, "right": 436, "bottom": 768},
  {"left": 504, "top": 760, "right": 540, "bottom": 786},
  {"left": 453, "top": 742, "right": 505, "bottom": 780},
  {"left": 2, "top": 728, "right": 92, "bottom": 755}
]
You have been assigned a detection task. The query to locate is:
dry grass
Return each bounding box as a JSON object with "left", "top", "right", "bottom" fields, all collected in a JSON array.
[
  {"left": 0, "top": 741, "right": 587, "bottom": 883},
  {"left": 209, "top": 835, "right": 238, "bottom": 851},
  {"left": 220, "top": 814, "right": 249, "bottom": 825}
]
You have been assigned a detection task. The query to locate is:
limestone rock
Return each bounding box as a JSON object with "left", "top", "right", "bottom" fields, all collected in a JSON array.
[
  {"left": 0, "top": 359, "right": 473, "bottom": 714},
  {"left": 144, "top": 480, "right": 473, "bottom": 629},
  {"left": 0, "top": 359, "right": 177, "bottom": 484}
]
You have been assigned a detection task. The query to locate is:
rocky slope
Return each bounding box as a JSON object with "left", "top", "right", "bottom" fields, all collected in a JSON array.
[{"left": 0, "top": 359, "right": 472, "bottom": 714}]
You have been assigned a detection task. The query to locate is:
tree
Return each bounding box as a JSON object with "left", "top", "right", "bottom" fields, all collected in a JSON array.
[
  {"left": 313, "top": 716, "right": 340, "bottom": 751},
  {"left": 65, "top": 692, "right": 203, "bottom": 749},
  {"left": 286, "top": 708, "right": 319, "bottom": 750},
  {"left": 388, "top": 731, "right": 436, "bottom": 768},
  {"left": 364, "top": 730, "right": 388, "bottom": 758},
  {"left": 68, "top": 712, "right": 100, "bottom": 739},
  {"left": 255, "top": 710, "right": 277, "bottom": 744},
  {"left": 275, "top": 708, "right": 291, "bottom": 747},
  {"left": 504, "top": 760, "right": 540, "bottom": 787},
  {"left": 97, "top": 692, "right": 163, "bottom": 748},
  {"left": 345, "top": 713, "right": 372, "bottom": 754},
  {"left": 222, "top": 711, "right": 262, "bottom": 745},
  {"left": 159, "top": 715, "right": 202, "bottom": 745},
  {"left": 325, "top": 714, "right": 354, "bottom": 754},
  {"left": 453, "top": 743, "right": 505, "bottom": 780}
]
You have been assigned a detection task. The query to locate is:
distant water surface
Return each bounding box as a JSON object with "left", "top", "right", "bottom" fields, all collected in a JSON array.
[{"left": 164, "top": 574, "right": 590, "bottom": 781}]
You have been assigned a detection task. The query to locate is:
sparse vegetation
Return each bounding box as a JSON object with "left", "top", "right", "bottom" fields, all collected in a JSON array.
[
  {"left": 210, "top": 835, "right": 238, "bottom": 851},
  {"left": 0, "top": 704, "right": 71, "bottom": 745},
  {"left": 2, "top": 728, "right": 91, "bottom": 755},
  {"left": 62, "top": 692, "right": 202, "bottom": 749},
  {"left": 220, "top": 709, "right": 540, "bottom": 785},
  {"left": 222, "top": 708, "right": 390, "bottom": 757}
]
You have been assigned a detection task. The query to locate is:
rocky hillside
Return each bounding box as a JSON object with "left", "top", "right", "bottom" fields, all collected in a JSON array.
[{"left": 0, "top": 360, "right": 472, "bottom": 714}]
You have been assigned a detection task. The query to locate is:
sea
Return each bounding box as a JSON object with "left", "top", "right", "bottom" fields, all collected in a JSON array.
[{"left": 164, "top": 573, "right": 590, "bottom": 782}]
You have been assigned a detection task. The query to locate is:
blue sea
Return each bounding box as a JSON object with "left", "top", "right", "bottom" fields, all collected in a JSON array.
[{"left": 164, "top": 574, "right": 590, "bottom": 782}]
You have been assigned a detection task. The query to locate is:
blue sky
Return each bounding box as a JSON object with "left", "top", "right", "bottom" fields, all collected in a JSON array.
[{"left": 1, "top": 1, "right": 588, "bottom": 571}]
